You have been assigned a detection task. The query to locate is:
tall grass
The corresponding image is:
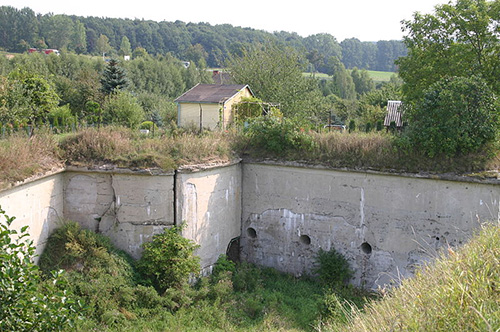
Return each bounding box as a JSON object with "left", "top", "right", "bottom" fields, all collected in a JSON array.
[
  {"left": 0, "top": 126, "right": 498, "bottom": 189},
  {"left": 0, "top": 131, "right": 61, "bottom": 188},
  {"left": 59, "top": 127, "right": 235, "bottom": 170},
  {"left": 324, "top": 223, "right": 500, "bottom": 332},
  {"left": 238, "top": 128, "right": 500, "bottom": 174}
]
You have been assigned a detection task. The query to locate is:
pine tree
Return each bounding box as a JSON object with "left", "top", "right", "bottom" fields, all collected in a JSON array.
[{"left": 100, "top": 59, "right": 128, "bottom": 95}]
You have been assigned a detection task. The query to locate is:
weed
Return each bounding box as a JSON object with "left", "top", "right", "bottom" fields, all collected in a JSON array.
[{"left": 314, "top": 248, "right": 353, "bottom": 288}]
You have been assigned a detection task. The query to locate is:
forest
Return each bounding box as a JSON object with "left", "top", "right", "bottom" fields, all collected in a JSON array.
[{"left": 0, "top": 5, "right": 406, "bottom": 71}]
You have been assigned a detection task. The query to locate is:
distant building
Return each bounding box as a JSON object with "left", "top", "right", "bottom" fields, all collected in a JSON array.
[
  {"left": 384, "top": 100, "right": 403, "bottom": 129},
  {"left": 28, "top": 48, "right": 60, "bottom": 56},
  {"left": 175, "top": 84, "right": 254, "bottom": 130}
]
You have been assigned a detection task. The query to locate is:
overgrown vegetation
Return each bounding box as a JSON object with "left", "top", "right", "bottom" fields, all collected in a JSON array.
[
  {"left": 325, "top": 223, "right": 500, "bottom": 332},
  {"left": 58, "top": 126, "right": 235, "bottom": 170},
  {"left": 34, "top": 220, "right": 372, "bottom": 331},
  {"left": 137, "top": 224, "right": 200, "bottom": 293},
  {"left": 0, "top": 207, "right": 80, "bottom": 331}
]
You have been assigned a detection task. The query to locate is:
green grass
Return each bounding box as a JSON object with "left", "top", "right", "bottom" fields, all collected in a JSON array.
[
  {"left": 364, "top": 70, "right": 395, "bottom": 83},
  {"left": 305, "top": 70, "right": 396, "bottom": 83}
]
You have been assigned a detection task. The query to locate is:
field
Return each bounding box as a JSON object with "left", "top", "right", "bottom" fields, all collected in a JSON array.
[
  {"left": 311, "top": 70, "right": 396, "bottom": 84},
  {"left": 363, "top": 70, "right": 395, "bottom": 83}
]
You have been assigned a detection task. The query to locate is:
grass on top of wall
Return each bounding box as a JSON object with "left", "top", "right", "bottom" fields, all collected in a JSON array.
[
  {"left": 0, "top": 125, "right": 499, "bottom": 189},
  {"left": 58, "top": 126, "right": 236, "bottom": 170},
  {"left": 0, "top": 131, "right": 62, "bottom": 189},
  {"left": 323, "top": 223, "right": 500, "bottom": 332},
  {"left": 236, "top": 126, "right": 500, "bottom": 175}
]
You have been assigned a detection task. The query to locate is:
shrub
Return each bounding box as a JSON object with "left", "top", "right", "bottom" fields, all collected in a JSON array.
[
  {"left": 407, "top": 76, "right": 499, "bottom": 157},
  {"left": 39, "top": 221, "right": 139, "bottom": 322},
  {"left": 232, "top": 262, "right": 262, "bottom": 292},
  {"left": 348, "top": 120, "right": 356, "bottom": 133},
  {"left": 0, "top": 207, "right": 80, "bottom": 331},
  {"left": 233, "top": 96, "right": 264, "bottom": 124},
  {"left": 243, "top": 115, "right": 315, "bottom": 156},
  {"left": 212, "top": 254, "right": 236, "bottom": 278},
  {"left": 139, "top": 120, "right": 158, "bottom": 131},
  {"left": 137, "top": 224, "right": 200, "bottom": 293},
  {"left": 103, "top": 91, "right": 145, "bottom": 128},
  {"left": 314, "top": 248, "right": 353, "bottom": 288}
]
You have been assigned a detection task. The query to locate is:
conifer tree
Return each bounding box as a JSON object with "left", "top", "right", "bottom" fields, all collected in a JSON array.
[{"left": 100, "top": 58, "right": 128, "bottom": 95}]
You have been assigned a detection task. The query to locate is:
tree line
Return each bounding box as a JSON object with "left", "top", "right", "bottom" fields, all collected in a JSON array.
[{"left": 0, "top": 6, "right": 406, "bottom": 71}]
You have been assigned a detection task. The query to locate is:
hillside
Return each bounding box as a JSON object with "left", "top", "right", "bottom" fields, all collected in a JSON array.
[{"left": 0, "top": 5, "right": 406, "bottom": 71}]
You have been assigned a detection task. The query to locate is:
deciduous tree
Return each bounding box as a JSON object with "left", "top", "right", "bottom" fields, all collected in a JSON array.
[
  {"left": 398, "top": 0, "right": 500, "bottom": 102},
  {"left": 227, "top": 41, "right": 318, "bottom": 117},
  {"left": 407, "top": 76, "right": 499, "bottom": 157}
]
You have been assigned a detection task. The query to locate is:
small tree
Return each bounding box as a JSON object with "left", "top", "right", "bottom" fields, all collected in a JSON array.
[
  {"left": 407, "top": 76, "right": 499, "bottom": 157},
  {"left": 348, "top": 119, "right": 356, "bottom": 133},
  {"left": 118, "top": 36, "right": 131, "bottom": 57},
  {"left": 7, "top": 69, "right": 59, "bottom": 135},
  {"left": 100, "top": 58, "right": 128, "bottom": 95}
]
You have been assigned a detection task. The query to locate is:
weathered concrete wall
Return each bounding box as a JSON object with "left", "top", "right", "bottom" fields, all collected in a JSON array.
[
  {"left": 177, "top": 162, "right": 242, "bottom": 273},
  {"left": 1, "top": 161, "right": 498, "bottom": 289},
  {"left": 64, "top": 169, "right": 175, "bottom": 259},
  {"left": 241, "top": 163, "right": 500, "bottom": 289},
  {"left": 0, "top": 171, "right": 65, "bottom": 261}
]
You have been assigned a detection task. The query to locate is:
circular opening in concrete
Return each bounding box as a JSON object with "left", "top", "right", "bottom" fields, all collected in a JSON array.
[
  {"left": 361, "top": 242, "right": 372, "bottom": 255},
  {"left": 299, "top": 235, "right": 311, "bottom": 245},
  {"left": 247, "top": 227, "right": 257, "bottom": 239}
]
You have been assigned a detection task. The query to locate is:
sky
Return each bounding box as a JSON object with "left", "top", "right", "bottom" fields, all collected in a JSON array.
[{"left": 0, "top": 0, "right": 451, "bottom": 42}]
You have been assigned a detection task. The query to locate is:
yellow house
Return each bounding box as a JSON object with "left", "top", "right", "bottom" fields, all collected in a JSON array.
[{"left": 175, "top": 84, "right": 254, "bottom": 130}]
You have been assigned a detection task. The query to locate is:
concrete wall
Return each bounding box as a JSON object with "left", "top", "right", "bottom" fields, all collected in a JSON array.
[
  {"left": 1, "top": 161, "right": 498, "bottom": 289},
  {"left": 64, "top": 169, "right": 175, "bottom": 259},
  {"left": 0, "top": 171, "right": 65, "bottom": 261},
  {"left": 176, "top": 162, "right": 242, "bottom": 273},
  {"left": 241, "top": 163, "right": 500, "bottom": 289}
]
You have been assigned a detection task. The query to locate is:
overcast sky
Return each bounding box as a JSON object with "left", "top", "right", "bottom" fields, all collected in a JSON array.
[{"left": 1, "top": 0, "right": 451, "bottom": 41}]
